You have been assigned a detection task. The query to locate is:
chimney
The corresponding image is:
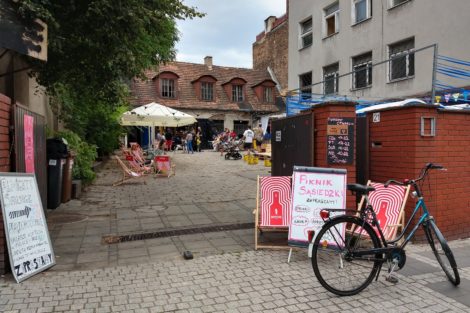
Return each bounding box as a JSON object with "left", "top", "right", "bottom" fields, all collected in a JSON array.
[
  {"left": 204, "top": 56, "right": 213, "bottom": 70},
  {"left": 264, "top": 16, "right": 276, "bottom": 33}
]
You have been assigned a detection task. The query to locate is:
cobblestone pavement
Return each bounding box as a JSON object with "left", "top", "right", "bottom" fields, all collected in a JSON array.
[{"left": 1, "top": 150, "right": 470, "bottom": 312}]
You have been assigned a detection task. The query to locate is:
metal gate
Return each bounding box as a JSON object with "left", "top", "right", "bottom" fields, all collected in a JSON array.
[
  {"left": 13, "top": 104, "right": 47, "bottom": 210},
  {"left": 271, "top": 113, "right": 314, "bottom": 176}
]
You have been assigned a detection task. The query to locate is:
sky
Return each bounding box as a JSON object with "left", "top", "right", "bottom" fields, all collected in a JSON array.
[{"left": 176, "top": 0, "right": 286, "bottom": 68}]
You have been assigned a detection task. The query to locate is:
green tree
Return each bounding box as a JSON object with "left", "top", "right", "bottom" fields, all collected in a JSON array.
[{"left": 12, "top": 0, "right": 203, "bottom": 156}]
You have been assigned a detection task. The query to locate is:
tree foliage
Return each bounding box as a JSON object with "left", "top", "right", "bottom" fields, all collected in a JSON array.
[{"left": 11, "top": 0, "right": 203, "bottom": 157}]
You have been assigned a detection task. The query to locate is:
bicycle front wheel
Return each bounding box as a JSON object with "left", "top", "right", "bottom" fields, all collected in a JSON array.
[
  {"left": 424, "top": 219, "right": 460, "bottom": 285},
  {"left": 311, "top": 216, "right": 382, "bottom": 296}
]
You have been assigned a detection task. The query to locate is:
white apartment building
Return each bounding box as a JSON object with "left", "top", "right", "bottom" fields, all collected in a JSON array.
[{"left": 288, "top": 0, "right": 470, "bottom": 101}]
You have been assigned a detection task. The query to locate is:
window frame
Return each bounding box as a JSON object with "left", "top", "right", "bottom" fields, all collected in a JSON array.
[
  {"left": 299, "top": 17, "right": 313, "bottom": 49},
  {"left": 352, "top": 52, "right": 372, "bottom": 90},
  {"left": 388, "top": 38, "right": 415, "bottom": 82},
  {"left": 323, "top": 2, "right": 340, "bottom": 38},
  {"left": 351, "top": 0, "right": 371, "bottom": 25},
  {"left": 323, "top": 63, "right": 339, "bottom": 95},
  {"left": 299, "top": 71, "right": 313, "bottom": 99},
  {"left": 160, "top": 78, "right": 176, "bottom": 98},
  {"left": 263, "top": 86, "right": 273, "bottom": 103},
  {"left": 232, "top": 85, "right": 244, "bottom": 102},
  {"left": 201, "top": 82, "right": 214, "bottom": 101},
  {"left": 389, "top": 0, "right": 411, "bottom": 9}
]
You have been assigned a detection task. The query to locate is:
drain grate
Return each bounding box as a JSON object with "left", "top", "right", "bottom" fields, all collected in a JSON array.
[{"left": 102, "top": 222, "right": 254, "bottom": 244}]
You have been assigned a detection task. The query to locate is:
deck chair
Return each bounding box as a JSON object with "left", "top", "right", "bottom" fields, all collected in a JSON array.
[
  {"left": 154, "top": 155, "right": 175, "bottom": 177},
  {"left": 122, "top": 150, "right": 153, "bottom": 174},
  {"left": 253, "top": 176, "right": 292, "bottom": 250},
  {"left": 113, "top": 156, "right": 147, "bottom": 186},
  {"left": 357, "top": 181, "right": 411, "bottom": 241}
]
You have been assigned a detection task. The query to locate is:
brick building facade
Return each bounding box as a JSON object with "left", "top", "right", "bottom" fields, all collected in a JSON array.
[
  {"left": 253, "top": 13, "right": 289, "bottom": 92},
  {"left": 0, "top": 93, "right": 11, "bottom": 274}
]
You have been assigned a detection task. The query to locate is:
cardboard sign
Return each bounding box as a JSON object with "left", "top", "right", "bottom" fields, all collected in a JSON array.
[
  {"left": 0, "top": 173, "right": 55, "bottom": 282},
  {"left": 259, "top": 176, "right": 291, "bottom": 227},
  {"left": 288, "top": 166, "right": 347, "bottom": 246}
]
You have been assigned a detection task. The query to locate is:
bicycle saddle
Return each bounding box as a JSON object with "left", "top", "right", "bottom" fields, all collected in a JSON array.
[{"left": 347, "top": 184, "right": 375, "bottom": 194}]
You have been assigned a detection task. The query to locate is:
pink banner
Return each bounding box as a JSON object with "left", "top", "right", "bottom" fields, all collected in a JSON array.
[{"left": 24, "top": 115, "right": 35, "bottom": 173}]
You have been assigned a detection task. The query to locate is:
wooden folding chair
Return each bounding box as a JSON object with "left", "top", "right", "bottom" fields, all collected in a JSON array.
[
  {"left": 122, "top": 150, "right": 153, "bottom": 174},
  {"left": 154, "top": 155, "right": 175, "bottom": 177},
  {"left": 112, "top": 156, "right": 147, "bottom": 186},
  {"left": 357, "top": 181, "right": 411, "bottom": 241},
  {"left": 253, "top": 176, "right": 292, "bottom": 250}
]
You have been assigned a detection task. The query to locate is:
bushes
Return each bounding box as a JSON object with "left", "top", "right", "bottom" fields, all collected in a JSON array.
[{"left": 55, "top": 130, "right": 97, "bottom": 184}]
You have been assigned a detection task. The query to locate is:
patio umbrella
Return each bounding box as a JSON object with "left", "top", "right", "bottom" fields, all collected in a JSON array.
[{"left": 120, "top": 102, "right": 197, "bottom": 127}]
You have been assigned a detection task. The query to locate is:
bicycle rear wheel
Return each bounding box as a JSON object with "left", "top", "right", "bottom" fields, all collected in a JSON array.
[
  {"left": 424, "top": 219, "right": 460, "bottom": 285},
  {"left": 311, "top": 216, "right": 382, "bottom": 296}
]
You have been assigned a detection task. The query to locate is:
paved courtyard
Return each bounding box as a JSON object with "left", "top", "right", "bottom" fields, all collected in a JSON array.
[{"left": 1, "top": 150, "right": 470, "bottom": 312}]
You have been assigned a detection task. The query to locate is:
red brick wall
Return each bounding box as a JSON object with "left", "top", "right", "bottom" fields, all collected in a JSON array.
[
  {"left": 310, "top": 102, "right": 357, "bottom": 209},
  {"left": 0, "top": 93, "right": 11, "bottom": 274},
  {"left": 368, "top": 106, "right": 470, "bottom": 240}
]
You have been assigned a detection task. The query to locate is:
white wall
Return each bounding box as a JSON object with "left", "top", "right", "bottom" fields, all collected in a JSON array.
[{"left": 288, "top": 0, "right": 470, "bottom": 99}]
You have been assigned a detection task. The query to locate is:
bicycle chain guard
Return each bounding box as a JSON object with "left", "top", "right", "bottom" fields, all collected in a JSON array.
[{"left": 388, "top": 248, "right": 406, "bottom": 270}]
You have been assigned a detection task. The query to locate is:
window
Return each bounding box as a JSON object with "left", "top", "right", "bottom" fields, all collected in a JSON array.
[
  {"left": 352, "top": 52, "right": 372, "bottom": 89},
  {"left": 390, "top": 0, "right": 410, "bottom": 8},
  {"left": 264, "top": 87, "right": 273, "bottom": 103},
  {"left": 323, "top": 2, "right": 339, "bottom": 37},
  {"left": 323, "top": 63, "right": 339, "bottom": 95},
  {"left": 299, "top": 18, "right": 313, "bottom": 49},
  {"left": 201, "top": 82, "right": 214, "bottom": 101},
  {"left": 232, "top": 85, "right": 244, "bottom": 102},
  {"left": 389, "top": 38, "right": 414, "bottom": 81},
  {"left": 161, "top": 79, "right": 175, "bottom": 98},
  {"left": 352, "top": 0, "right": 371, "bottom": 24},
  {"left": 299, "top": 72, "right": 312, "bottom": 98}
]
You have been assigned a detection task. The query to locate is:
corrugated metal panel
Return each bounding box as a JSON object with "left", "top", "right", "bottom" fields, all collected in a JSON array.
[
  {"left": 13, "top": 104, "right": 47, "bottom": 210},
  {"left": 271, "top": 113, "right": 314, "bottom": 176}
]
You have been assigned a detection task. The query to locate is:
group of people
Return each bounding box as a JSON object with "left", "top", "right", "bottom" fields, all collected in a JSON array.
[{"left": 155, "top": 128, "right": 202, "bottom": 154}]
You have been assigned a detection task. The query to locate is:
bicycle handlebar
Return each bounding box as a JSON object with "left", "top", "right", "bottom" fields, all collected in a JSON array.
[{"left": 384, "top": 163, "right": 446, "bottom": 188}]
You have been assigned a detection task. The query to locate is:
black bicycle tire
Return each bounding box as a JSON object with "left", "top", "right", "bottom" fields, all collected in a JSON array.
[
  {"left": 311, "top": 216, "right": 382, "bottom": 296},
  {"left": 425, "top": 219, "right": 460, "bottom": 286}
]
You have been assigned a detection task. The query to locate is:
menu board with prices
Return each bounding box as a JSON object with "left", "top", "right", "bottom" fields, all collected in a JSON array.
[{"left": 327, "top": 117, "right": 355, "bottom": 165}]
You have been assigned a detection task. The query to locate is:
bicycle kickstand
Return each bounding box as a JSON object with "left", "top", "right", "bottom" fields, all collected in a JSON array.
[{"left": 385, "top": 260, "right": 400, "bottom": 284}]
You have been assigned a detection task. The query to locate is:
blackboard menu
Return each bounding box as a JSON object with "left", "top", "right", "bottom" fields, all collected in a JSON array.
[
  {"left": 327, "top": 117, "right": 354, "bottom": 165},
  {"left": 0, "top": 173, "right": 55, "bottom": 283}
]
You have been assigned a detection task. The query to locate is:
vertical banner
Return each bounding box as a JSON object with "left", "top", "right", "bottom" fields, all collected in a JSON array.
[
  {"left": 259, "top": 176, "right": 291, "bottom": 227},
  {"left": 24, "top": 115, "right": 35, "bottom": 173},
  {"left": 288, "top": 166, "right": 347, "bottom": 247}
]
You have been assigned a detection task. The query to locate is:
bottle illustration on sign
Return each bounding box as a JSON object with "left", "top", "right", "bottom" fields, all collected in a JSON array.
[{"left": 269, "top": 191, "right": 283, "bottom": 225}]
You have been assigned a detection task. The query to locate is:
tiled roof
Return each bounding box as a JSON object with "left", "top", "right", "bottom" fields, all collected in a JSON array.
[{"left": 130, "top": 61, "right": 280, "bottom": 113}]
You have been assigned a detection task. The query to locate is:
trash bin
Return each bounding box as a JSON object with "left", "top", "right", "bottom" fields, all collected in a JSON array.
[
  {"left": 46, "top": 138, "right": 68, "bottom": 209},
  {"left": 61, "top": 153, "right": 75, "bottom": 203}
]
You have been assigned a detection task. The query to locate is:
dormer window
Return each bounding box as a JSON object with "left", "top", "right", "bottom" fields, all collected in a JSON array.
[
  {"left": 232, "top": 85, "right": 244, "bottom": 102},
  {"left": 161, "top": 79, "right": 175, "bottom": 98},
  {"left": 264, "top": 87, "right": 273, "bottom": 103},
  {"left": 201, "top": 82, "right": 214, "bottom": 101}
]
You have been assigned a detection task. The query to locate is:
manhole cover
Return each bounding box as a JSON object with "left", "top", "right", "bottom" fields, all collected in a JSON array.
[
  {"left": 47, "top": 213, "right": 88, "bottom": 224},
  {"left": 133, "top": 206, "right": 167, "bottom": 213}
]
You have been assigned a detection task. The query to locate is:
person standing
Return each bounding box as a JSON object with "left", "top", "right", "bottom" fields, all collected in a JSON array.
[
  {"left": 186, "top": 130, "right": 194, "bottom": 154},
  {"left": 195, "top": 127, "right": 202, "bottom": 152},
  {"left": 243, "top": 126, "right": 254, "bottom": 151},
  {"left": 165, "top": 129, "right": 173, "bottom": 152}
]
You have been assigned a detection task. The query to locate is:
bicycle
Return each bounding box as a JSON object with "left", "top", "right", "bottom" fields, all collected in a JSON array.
[{"left": 310, "top": 163, "right": 460, "bottom": 296}]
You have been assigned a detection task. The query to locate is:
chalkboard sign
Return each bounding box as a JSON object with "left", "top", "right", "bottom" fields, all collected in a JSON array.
[
  {"left": 0, "top": 173, "right": 55, "bottom": 283},
  {"left": 327, "top": 117, "right": 354, "bottom": 165},
  {"left": 288, "top": 166, "right": 347, "bottom": 247}
]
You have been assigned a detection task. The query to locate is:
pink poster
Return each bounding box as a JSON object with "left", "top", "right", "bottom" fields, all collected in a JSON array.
[{"left": 24, "top": 115, "right": 35, "bottom": 173}]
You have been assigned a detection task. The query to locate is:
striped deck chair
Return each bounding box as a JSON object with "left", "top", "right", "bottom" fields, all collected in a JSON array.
[
  {"left": 357, "top": 181, "right": 411, "bottom": 241},
  {"left": 254, "top": 176, "right": 292, "bottom": 250},
  {"left": 122, "top": 150, "right": 153, "bottom": 174},
  {"left": 113, "top": 156, "right": 146, "bottom": 186}
]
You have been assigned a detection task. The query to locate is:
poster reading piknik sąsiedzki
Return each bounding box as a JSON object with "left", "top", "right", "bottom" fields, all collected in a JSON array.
[
  {"left": 288, "top": 167, "right": 347, "bottom": 246},
  {"left": 0, "top": 174, "right": 55, "bottom": 282}
]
